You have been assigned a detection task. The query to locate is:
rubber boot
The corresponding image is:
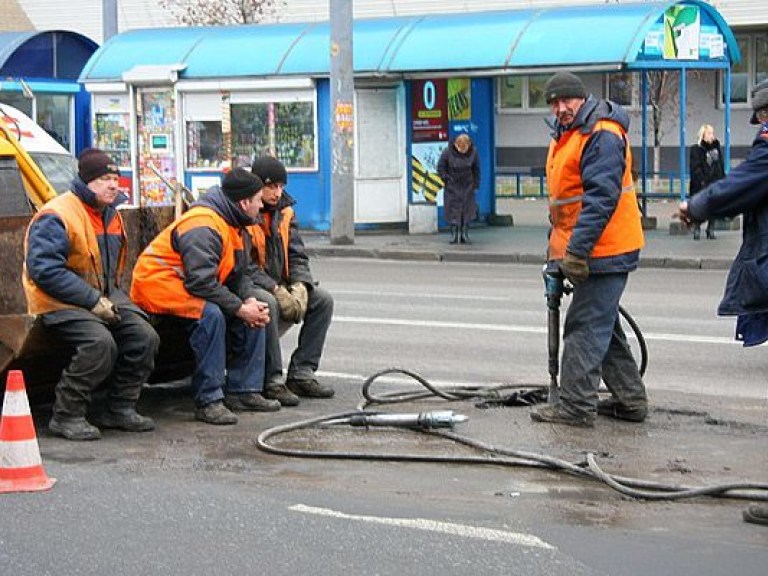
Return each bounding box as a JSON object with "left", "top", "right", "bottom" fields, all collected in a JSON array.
[
  {"left": 460, "top": 224, "right": 471, "bottom": 245},
  {"left": 449, "top": 225, "right": 459, "bottom": 244},
  {"left": 693, "top": 225, "right": 701, "bottom": 241},
  {"left": 706, "top": 226, "right": 716, "bottom": 240}
]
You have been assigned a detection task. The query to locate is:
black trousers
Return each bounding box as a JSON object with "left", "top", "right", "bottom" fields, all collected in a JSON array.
[{"left": 44, "top": 309, "right": 159, "bottom": 418}]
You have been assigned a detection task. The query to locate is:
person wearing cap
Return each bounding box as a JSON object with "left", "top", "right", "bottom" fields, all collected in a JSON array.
[
  {"left": 131, "top": 167, "right": 277, "bottom": 425},
  {"left": 23, "top": 148, "right": 159, "bottom": 441},
  {"left": 246, "top": 155, "right": 335, "bottom": 403},
  {"left": 677, "top": 79, "right": 768, "bottom": 527},
  {"left": 530, "top": 71, "right": 647, "bottom": 428}
]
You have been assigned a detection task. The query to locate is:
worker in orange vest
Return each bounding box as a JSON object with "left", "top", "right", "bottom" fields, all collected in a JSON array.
[
  {"left": 23, "top": 148, "right": 159, "bottom": 440},
  {"left": 131, "top": 168, "right": 275, "bottom": 425},
  {"left": 530, "top": 72, "right": 647, "bottom": 428},
  {"left": 246, "top": 156, "right": 335, "bottom": 404}
]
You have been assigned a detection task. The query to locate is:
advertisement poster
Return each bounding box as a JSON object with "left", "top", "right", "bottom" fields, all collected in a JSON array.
[
  {"left": 411, "top": 79, "right": 448, "bottom": 143},
  {"left": 189, "top": 175, "right": 222, "bottom": 202},
  {"left": 447, "top": 79, "right": 471, "bottom": 121},
  {"left": 138, "top": 89, "right": 176, "bottom": 206},
  {"left": 411, "top": 142, "right": 446, "bottom": 205},
  {"left": 663, "top": 5, "right": 700, "bottom": 60}
]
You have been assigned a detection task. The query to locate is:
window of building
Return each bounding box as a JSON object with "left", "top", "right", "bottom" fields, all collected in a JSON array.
[
  {"left": 35, "top": 94, "right": 72, "bottom": 151},
  {"left": 230, "top": 99, "right": 316, "bottom": 170},
  {"left": 608, "top": 72, "right": 634, "bottom": 106},
  {"left": 92, "top": 94, "right": 132, "bottom": 169},
  {"left": 498, "top": 73, "right": 607, "bottom": 111},
  {"left": 721, "top": 33, "right": 768, "bottom": 106},
  {"left": 186, "top": 120, "right": 223, "bottom": 169}
]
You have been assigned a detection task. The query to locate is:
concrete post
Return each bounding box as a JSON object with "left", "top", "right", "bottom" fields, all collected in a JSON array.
[
  {"left": 102, "top": 0, "right": 118, "bottom": 42},
  {"left": 329, "top": 0, "right": 355, "bottom": 244}
]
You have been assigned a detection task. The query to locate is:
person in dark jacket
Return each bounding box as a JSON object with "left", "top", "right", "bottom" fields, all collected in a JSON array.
[
  {"left": 437, "top": 134, "right": 480, "bottom": 244},
  {"left": 131, "top": 168, "right": 276, "bottom": 425},
  {"left": 247, "top": 156, "right": 335, "bottom": 404},
  {"left": 530, "top": 72, "right": 647, "bottom": 428},
  {"left": 677, "top": 79, "right": 768, "bottom": 527},
  {"left": 689, "top": 124, "right": 726, "bottom": 240},
  {"left": 23, "top": 149, "right": 159, "bottom": 441}
]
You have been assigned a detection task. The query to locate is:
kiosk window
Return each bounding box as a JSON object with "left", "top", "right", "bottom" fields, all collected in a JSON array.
[
  {"left": 94, "top": 112, "right": 131, "bottom": 168},
  {"left": 231, "top": 100, "right": 316, "bottom": 169},
  {"left": 186, "top": 120, "right": 223, "bottom": 169}
]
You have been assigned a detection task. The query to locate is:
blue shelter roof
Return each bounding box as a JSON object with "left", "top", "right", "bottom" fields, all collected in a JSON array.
[
  {"left": 0, "top": 30, "right": 98, "bottom": 80},
  {"left": 80, "top": 0, "right": 739, "bottom": 83}
]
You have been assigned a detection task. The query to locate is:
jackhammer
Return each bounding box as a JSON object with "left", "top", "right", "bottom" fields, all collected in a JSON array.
[{"left": 542, "top": 263, "right": 648, "bottom": 406}]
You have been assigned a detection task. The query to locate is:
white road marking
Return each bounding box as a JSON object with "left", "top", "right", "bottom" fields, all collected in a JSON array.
[
  {"left": 331, "top": 289, "right": 512, "bottom": 301},
  {"left": 289, "top": 504, "right": 555, "bottom": 550},
  {"left": 333, "top": 315, "right": 740, "bottom": 345}
]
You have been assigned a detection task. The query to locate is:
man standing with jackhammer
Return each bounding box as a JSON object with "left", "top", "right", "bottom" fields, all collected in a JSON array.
[{"left": 530, "top": 72, "right": 648, "bottom": 428}]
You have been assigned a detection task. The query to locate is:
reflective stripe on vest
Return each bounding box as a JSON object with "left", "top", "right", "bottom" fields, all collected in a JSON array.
[
  {"left": 130, "top": 206, "right": 241, "bottom": 319},
  {"left": 547, "top": 119, "right": 644, "bottom": 260},
  {"left": 22, "top": 192, "right": 126, "bottom": 315}
]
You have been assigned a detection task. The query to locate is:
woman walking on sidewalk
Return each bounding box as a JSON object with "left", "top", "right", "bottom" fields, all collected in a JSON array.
[{"left": 438, "top": 134, "right": 480, "bottom": 244}]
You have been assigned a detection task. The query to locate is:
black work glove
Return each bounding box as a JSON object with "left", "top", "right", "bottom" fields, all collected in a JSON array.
[{"left": 561, "top": 251, "right": 589, "bottom": 285}]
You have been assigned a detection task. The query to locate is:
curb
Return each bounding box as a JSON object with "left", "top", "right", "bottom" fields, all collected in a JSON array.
[{"left": 308, "top": 245, "right": 733, "bottom": 270}]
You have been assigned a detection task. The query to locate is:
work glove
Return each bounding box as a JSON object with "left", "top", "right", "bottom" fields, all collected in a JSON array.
[
  {"left": 561, "top": 251, "right": 589, "bottom": 285},
  {"left": 289, "top": 282, "right": 309, "bottom": 322},
  {"left": 274, "top": 285, "right": 302, "bottom": 323},
  {"left": 90, "top": 296, "right": 120, "bottom": 325}
]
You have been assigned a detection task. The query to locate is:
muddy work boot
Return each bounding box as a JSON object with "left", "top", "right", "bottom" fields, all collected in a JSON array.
[
  {"left": 530, "top": 404, "right": 595, "bottom": 428},
  {"left": 195, "top": 401, "right": 238, "bottom": 425},
  {"left": 743, "top": 504, "right": 768, "bottom": 526},
  {"left": 597, "top": 398, "right": 647, "bottom": 423},
  {"left": 49, "top": 415, "right": 102, "bottom": 441},
  {"left": 224, "top": 392, "right": 280, "bottom": 412},
  {"left": 285, "top": 378, "right": 335, "bottom": 399},
  {"left": 90, "top": 407, "right": 156, "bottom": 432},
  {"left": 263, "top": 383, "right": 300, "bottom": 407}
]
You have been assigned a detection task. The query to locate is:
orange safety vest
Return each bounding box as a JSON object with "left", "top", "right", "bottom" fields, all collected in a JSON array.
[
  {"left": 246, "top": 206, "right": 294, "bottom": 281},
  {"left": 547, "top": 119, "right": 644, "bottom": 260},
  {"left": 130, "top": 206, "right": 242, "bottom": 319},
  {"left": 23, "top": 192, "right": 126, "bottom": 315}
]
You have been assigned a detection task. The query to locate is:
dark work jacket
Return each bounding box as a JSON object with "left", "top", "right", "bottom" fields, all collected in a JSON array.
[
  {"left": 25, "top": 177, "right": 141, "bottom": 324},
  {"left": 248, "top": 190, "right": 313, "bottom": 293},
  {"left": 548, "top": 96, "right": 640, "bottom": 274},
  {"left": 688, "top": 124, "right": 768, "bottom": 316},
  {"left": 173, "top": 187, "right": 258, "bottom": 316},
  {"left": 689, "top": 139, "right": 725, "bottom": 195}
]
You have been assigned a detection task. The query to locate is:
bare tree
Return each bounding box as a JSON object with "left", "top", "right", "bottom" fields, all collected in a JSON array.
[
  {"left": 645, "top": 70, "right": 680, "bottom": 181},
  {"left": 159, "top": 0, "right": 283, "bottom": 26}
]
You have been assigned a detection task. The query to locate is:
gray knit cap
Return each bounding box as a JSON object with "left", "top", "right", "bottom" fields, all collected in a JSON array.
[
  {"left": 544, "top": 72, "right": 587, "bottom": 104},
  {"left": 750, "top": 78, "right": 768, "bottom": 124}
]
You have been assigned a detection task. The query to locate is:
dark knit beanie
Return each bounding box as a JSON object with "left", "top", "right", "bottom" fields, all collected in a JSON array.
[
  {"left": 78, "top": 148, "right": 120, "bottom": 183},
  {"left": 544, "top": 72, "right": 587, "bottom": 103},
  {"left": 251, "top": 155, "right": 288, "bottom": 185},
  {"left": 221, "top": 167, "right": 263, "bottom": 202},
  {"left": 750, "top": 78, "right": 768, "bottom": 124}
]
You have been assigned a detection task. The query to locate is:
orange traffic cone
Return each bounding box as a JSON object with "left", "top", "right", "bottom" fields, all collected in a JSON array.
[{"left": 0, "top": 370, "right": 55, "bottom": 493}]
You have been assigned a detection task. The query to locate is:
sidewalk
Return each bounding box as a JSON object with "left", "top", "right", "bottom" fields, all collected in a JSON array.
[{"left": 305, "top": 199, "right": 741, "bottom": 270}]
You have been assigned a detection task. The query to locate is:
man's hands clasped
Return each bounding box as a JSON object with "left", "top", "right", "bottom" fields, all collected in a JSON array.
[{"left": 237, "top": 298, "right": 270, "bottom": 329}]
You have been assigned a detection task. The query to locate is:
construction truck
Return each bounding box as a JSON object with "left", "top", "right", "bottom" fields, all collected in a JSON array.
[{"left": 0, "top": 105, "right": 189, "bottom": 399}]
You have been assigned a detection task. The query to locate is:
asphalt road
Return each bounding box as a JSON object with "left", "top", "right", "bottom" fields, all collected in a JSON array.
[{"left": 2, "top": 258, "right": 766, "bottom": 575}]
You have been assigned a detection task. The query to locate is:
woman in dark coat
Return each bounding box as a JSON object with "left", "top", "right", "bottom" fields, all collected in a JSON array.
[
  {"left": 437, "top": 134, "right": 480, "bottom": 244},
  {"left": 689, "top": 124, "right": 725, "bottom": 240}
]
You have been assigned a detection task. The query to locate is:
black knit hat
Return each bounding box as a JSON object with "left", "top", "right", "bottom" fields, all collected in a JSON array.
[
  {"left": 750, "top": 78, "right": 768, "bottom": 124},
  {"left": 78, "top": 148, "right": 120, "bottom": 183},
  {"left": 221, "top": 167, "right": 263, "bottom": 202},
  {"left": 544, "top": 72, "right": 587, "bottom": 103},
  {"left": 251, "top": 155, "right": 288, "bottom": 185}
]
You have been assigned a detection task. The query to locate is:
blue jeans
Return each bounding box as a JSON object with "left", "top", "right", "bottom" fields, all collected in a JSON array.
[
  {"left": 188, "top": 302, "right": 266, "bottom": 407},
  {"left": 559, "top": 272, "right": 647, "bottom": 416}
]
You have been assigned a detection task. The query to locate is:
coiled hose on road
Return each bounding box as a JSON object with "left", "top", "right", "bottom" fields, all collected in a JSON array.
[{"left": 256, "top": 368, "right": 768, "bottom": 502}]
